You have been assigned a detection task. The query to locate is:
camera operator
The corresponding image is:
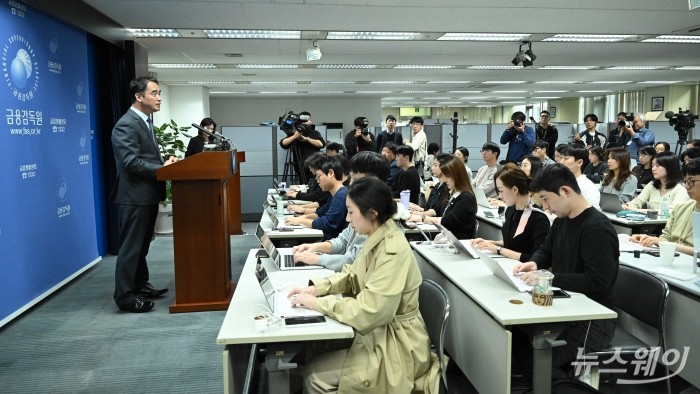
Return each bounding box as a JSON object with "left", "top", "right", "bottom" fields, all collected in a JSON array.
[
  {"left": 279, "top": 111, "right": 326, "bottom": 183},
  {"left": 375, "top": 114, "right": 404, "bottom": 153},
  {"left": 573, "top": 113, "right": 607, "bottom": 148},
  {"left": 607, "top": 112, "right": 631, "bottom": 148},
  {"left": 620, "top": 113, "right": 655, "bottom": 159},
  {"left": 535, "top": 110, "right": 558, "bottom": 159},
  {"left": 500, "top": 111, "right": 535, "bottom": 164},
  {"left": 344, "top": 116, "right": 376, "bottom": 160}
]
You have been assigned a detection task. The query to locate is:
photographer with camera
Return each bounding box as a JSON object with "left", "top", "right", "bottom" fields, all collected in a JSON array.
[
  {"left": 279, "top": 111, "right": 326, "bottom": 183},
  {"left": 500, "top": 111, "right": 535, "bottom": 164},
  {"left": 615, "top": 113, "right": 655, "bottom": 158},
  {"left": 607, "top": 112, "right": 632, "bottom": 149},
  {"left": 344, "top": 116, "right": 376, "bottom": 160}
]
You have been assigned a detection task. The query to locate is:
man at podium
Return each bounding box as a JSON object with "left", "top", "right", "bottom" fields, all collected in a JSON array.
[{"left": 110, "top": 76, "right": 178, "bottom": 313}]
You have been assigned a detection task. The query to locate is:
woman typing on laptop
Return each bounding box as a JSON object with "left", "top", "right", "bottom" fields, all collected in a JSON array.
[
  {"left": 600, "top": 147, "right": 638, "bottom": 203},
  {"left": 287, "top": 177, "right": 440, "bottom": 393},
  {"left": 471, "top": 164, "right": 551, "bottom": 261}
]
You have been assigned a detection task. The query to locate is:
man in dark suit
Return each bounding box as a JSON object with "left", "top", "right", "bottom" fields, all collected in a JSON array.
[{"left": 111, "top": 76, "right": 178, "bottom": 313}]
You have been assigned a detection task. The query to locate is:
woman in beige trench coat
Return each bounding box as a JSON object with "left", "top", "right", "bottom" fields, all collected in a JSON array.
[{"left": 289, "top": 177, "right": 441, "bottom": 393}]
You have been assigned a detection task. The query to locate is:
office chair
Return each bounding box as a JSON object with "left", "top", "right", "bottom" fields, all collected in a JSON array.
[
  {"left": 584, "top": 265, "right": 670, "bottom": 393},
  {"left": 418, "top": 279, "right": 451, "bottom": 392}
]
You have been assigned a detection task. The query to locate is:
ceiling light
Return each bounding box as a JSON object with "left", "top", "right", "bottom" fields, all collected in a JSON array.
[
  {"left": 394, "top": 65, "right": 454, "bottom": 69},
  {"left": 534, "top": 81, "right": 580, "bottom": 84},
  {"left": 404, "top": 102, "right": 430, "bottom": 105},
  {"left": 427, "top": 97, "right": 453, "bottom": 100},
  {"left": 327, "top": 32, "right": 419, "bottom": 40},
  {"left": 236, "top": 64, "right": 298, "bottom": 69},
  {"left": 437, "top": 102, "right": 462, "bottom": 105},
  {"left": 638, "top": 81, "right": 682, "bottom": 84},
  {"left": 607, "top": 66, "right": 665, "bottom": 70},
  {"left": 189, "top": 81, "right": 237, "bottom": 85},
  {"left": 307, "top": 91, "right": 345, "bottom": 94},
  {"left": 533, "top": 97, "right": 562, "bottom": 99},
  {"left": 538, "top": 66, "right": 597, "bottom": 70},
  {"left": 382, "top": 97, "right": 414, "bottom": 100},
  {"left": 355, "top": 91, "right": 393, "bottom": 94},
  {"left": 577, "top": 90, "right": 612, "bottom": 93},
  {"left": 448, "top": 90, "right": 483, "bottom": 93},
  {"left": 370, "top": 81, "right": 415, "bottom": 84},
  {"left": 511, "top": 41, "right": 536, "bottom": 67},
  {"left": 316, "top": 64, "right": 377, "bottom": 69},
  {"left": 493, "top": 90, "right": 526, "bottom": 93},
  {"left": 543, "top": 34, "right": 635, "bottom": 42},
  {"left": 250, "top": 81, "right": 299, "bottom": 84},
  {"left": 534, "top": 90, "right": 567, "bottom": 93},
  {"left": 149, "top": 63, "right": 216, "bottom": 69},
  {"left": 469, "top": 65, "right": 523, "bottom": 70},
  {"left": 204, "top": 30, "right": 300, "bottom": 39},
  {"left": 588, "top": 81, "right": 632, "bottom": 84},
  {"left": 209, "top": 91, "right": 246, "bottom": 94},
  {"left": 127, "top": 28, "right": 180, "bottom": 38},
  {"left": 427, "top": 81, "right": 471, "bottom": 84},
  {"left": 675, "top": 66, "right": 700, "bottom": 70},
  {"left": 306, "top": 41, "right": 322, "bottom": 61},
  {"left": 311, "top": 81, "right": 357, "bottom": 84},
  {"left": 402, "top": 90, "right": 437, "bottom": 93},
  {"left": 481, "top": 81, "right": 527, "bottom": 84},
  {"left": 438, "top": 33, "right": 530, "bottom": 41},
  {"left": 260, "top": 91, "right": 299, "bottom": 94},
  {"left": 642, "top": 35, "right": 700, "bottom": 43}
]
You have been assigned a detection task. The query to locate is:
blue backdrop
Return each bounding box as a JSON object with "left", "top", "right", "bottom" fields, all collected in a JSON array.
[{"left": 0, "top": 1, "right": 98, "bottom": 325}]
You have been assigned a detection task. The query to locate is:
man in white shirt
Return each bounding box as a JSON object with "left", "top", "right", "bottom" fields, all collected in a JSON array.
[
  {"left": 407, "top": 116, "right": 427, "bottom": 176},
  {"left": 472, "top": 142, "right": 501, "bottom": 198},
  {"left": 559, "top": 144, "right": 600, "bottom": 210}
]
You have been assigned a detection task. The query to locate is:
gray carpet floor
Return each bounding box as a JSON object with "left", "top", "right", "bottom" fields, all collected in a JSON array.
[{"left": 0, "top": 224, "right": 260, "bottom": 394}]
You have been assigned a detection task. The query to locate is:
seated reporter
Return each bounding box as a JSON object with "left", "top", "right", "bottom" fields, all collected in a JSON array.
[
  {"left": 285, "top": 157, "right": 347, "bottom": 240},
  {"left": 600, "top": 147, "right": 638, "bottom": 203},
  {"left": 409, "top": 153, "right": 452, "bottom": 217},
  {"left": 289, "top": 177, "right": 440, "bottom": 393},
  {"left": 285, "top": 153, "right": 331, "bottom": 206},
  {"left": 408, "top": 155, "right": 478, "bottom": 239},
  {"left": 623, "top": 152, "right": 688, "bottom": 210},
  {"left": 292, "top": 152, "right": 390, "bottom": 271},
  {"left": 629, "top": 159, "right": 700, "bottom": 255},
  {"left": 471, "top": 164, "right": 551, "bottom": 262}
]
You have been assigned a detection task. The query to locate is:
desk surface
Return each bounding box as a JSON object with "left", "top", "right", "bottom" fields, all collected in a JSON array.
[
  {"left": 217, "top": 249, "right": 354, "bottom": 345},
  {"left": 603, "top": 211, "right": 668, "bottom": 226},
  {"left": 411, "top": 242, "right": 617, "bottom": 326},
  {"left": 260, "top": 211, "right": 325, "bottom": 239}
]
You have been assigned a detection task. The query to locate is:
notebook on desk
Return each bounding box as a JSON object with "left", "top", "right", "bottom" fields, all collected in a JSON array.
[
  {"left": 474, "top": 249, "right": 533, "bottom": 292},
  {"left": 255, "top": 264, "right": 324, "bottom": 318},
  {"left": 474, "top": 187, "right": 498, "bottom": 209},
  {"left": 600, "top": 192, "right": 624, "bottom": 213},
  {"left": 260, "top": 233, "right": 322, "bottom": 271}
]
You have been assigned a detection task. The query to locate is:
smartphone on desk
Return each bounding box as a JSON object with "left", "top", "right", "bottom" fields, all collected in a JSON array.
[
  {"left": 646, "top": 251, "right": 680, "bottom": 258},
  {"left": 285, "top": 316, "right": 326, "bottom": 326},
  {"left": 529, "top": 289, "right": 571, "bottom": 298},
  {"left": 483, "top": 211, "right": 495, "bottom": 218}
]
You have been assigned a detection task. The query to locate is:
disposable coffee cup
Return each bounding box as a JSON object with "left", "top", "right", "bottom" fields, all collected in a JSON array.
[
  {"left": 400, "top": 190, "right": 411, "bottom": 211},
  {"left": 658, "top": 241, "right": 677, "bottom": 265},
  {"left": 647, "top": 210, "right": 658, "bottom": 220},
  {"left": 530, "top": 269, "right": 554, "bottom": 306}
]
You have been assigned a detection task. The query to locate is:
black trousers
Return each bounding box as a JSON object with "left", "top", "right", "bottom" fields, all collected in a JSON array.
[{"left": 114, "top": 204, "right": 158, "bottom": 307}]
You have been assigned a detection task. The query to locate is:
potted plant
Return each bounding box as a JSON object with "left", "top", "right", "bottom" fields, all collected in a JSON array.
[{"left": 153, "top": 119, "right": 189, "bottom": 234}]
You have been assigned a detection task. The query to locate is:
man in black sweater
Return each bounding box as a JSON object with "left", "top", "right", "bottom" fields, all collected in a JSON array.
[
  {"left": 513, "top": 163, "right": 618, "bottom": 380},
  {"left": 392, "top": 145, "right": 421, "bottom": 204}
]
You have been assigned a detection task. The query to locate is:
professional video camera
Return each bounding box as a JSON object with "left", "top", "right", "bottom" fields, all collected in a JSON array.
[
  {"left": 617, "top": 112, "right": 635, "bottom": 128},
  {"left": 666, "top": 109, "right": 698, "bottom": 143},
  {"left": 278, "top": 111, "right": 313, "bottom": 136}
]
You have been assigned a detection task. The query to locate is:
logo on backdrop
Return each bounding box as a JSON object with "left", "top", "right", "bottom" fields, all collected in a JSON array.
[
  {"left": 47, "top": 34, "right": 62, "bottom": 75},
  {"left": 2, "top": 34, "right": 40, "bottom": 102}
]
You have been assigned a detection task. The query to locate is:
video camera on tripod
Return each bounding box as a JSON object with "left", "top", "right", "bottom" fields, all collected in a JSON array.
[
  {"left": 665, "top": 109, "right": 698, "bottom": 137},
  {"left": 279, "top": 111, "right": 313, "bottom": 137}
]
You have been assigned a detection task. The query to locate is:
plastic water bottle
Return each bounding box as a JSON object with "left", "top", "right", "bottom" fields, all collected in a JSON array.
[
  {"left": 276, "top": 194, "right": 285, "bottom": 216},
  {"left": 659, "top": 196, "right": 670, "bottom": 219}
]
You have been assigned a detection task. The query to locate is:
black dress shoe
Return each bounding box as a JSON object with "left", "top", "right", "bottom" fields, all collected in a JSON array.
[
  {"left": 119, "top": 298, "right": 154, "bottom": 313},
  {"left": 137, "top": 282, "right": 168, "bottom": 298}
]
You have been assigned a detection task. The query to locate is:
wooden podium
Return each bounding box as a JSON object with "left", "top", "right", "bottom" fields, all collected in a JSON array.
[{"left": 157, "top": 150, "right": 244, "bottom": 313}]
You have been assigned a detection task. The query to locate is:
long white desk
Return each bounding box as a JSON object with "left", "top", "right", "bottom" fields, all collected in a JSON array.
[
  {"left": 217, "top": 249, "right": 354, "bottom": 393},
  {"left": 411, "top": 242, "right": 616, "bottom": 394},
  {"left": 603, "top": 211, "right": 667, "bottom": 235},
  {"left": 618, "top": 250, "right": 700, "bottom": 388},
  {"left": 259, "top": 210, "right": 325, "bottom": 246},
  {"left": 476, "top": 206, "right": 505, "bottom": 240}
]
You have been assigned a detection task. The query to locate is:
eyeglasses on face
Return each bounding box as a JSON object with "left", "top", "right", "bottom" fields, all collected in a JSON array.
[{"left": 684, "top": 178, "right": 700, "bottom": 188}]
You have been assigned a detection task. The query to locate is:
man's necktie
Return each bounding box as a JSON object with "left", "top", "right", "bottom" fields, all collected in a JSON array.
[{"left": 147, "top": 118, "right": 156, "bottom": 144}]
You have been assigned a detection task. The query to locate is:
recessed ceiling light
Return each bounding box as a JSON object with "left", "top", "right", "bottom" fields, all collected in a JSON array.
[
  {"left": 438, "top": 33, "right": 530, "bottom": 41},
  {"left": 382, "top": 97, "right": 414, "bottom": 100},
  {"left": 236, "top": 64, "right": 298, "bottom": 69},
  {"left": 127, "top": 28, "right": 180, "bottom": 38},
  {"left": 327, "top": 32, "right": 419, "bottom": 40},
  {"left": 370, "top": 81, "right": 416, "bottom": 84},
  {"left": 149, "top": 63, "right": 216, "bottom": 69},
  {"left": 495, "top": 97, "right": 526, "bottom": 99},
  {"left": 307, "top": 91, "right": 345, "bottom": 94},
  {"left": 543, "top": 34, "right": 635, "bottom": 42},
  {"left": 638, "top": 81, "right": 682, "bottom": 84},
  {"left": 538, "top": 66, "right": 597, "bottom": 70},
  {"left": 189, "top": 81, "right": 238, "bottom": 85},
  {"left": 481, "top": 81, "right": 527, "bottom": 84},
  {"left": 642, "top": 35, "right": 700, "bottom": 43},
  {"left": 355, "top": 91, "right": 393, "bottom": 94},
  {"left": 577, "top": 90, "right": 612, "bottom": 93},
  {"left": 394, "top": 65, "right": 454, "bottom": 69},
  {"left": 534, "top": 81, "right": 580, "bottom": 84},
  {"left": 492, "top": 90, "right": 526, "bottom": 93},
  {"left": 469, "top": 65, "right": 523, "bottom": 70},
  {"left": 316, "top": 64, "right": 378, "bottom": 69},
  {"left": 533, "top": 96, "right": 562, "bottom": 99},
  {"left": 204, "top": 30, "right": 300, "bottom": 39},
  {"left": 499, "top": 101, "right": 525, "bottom": 104},
  {"left": 427, "top": 81, "right": 471, "bottom": 84},
  {"left": 311, "top": 81, "right": 357, "bottom": 84},
  {"left": 250, "top": 81, "right": 299, "bottom": 84},
  {"left": 260, "top": 91, "right": 299, "bottom": 94},
  {"left": 607, "top": 66, "right": 665, "bottom": 70},
  {"left": 588, "top": 81, "right": 632, "bottom": 84},
  {"left": 675, "top": 66, "right": 700, "bottom": 70},
  {"left": 448, "top": 90, "right": 484, "bottom": 93},
  {"left": 404, "top": 101, "right": 430, "bottom": 105},
  {"left": 426, "top": 97, "right": 453, "bottom": 100},
  {"left": 210, "top": 91, "right": 246, "bottom": 94},
  {"left": 534, "top": 90, "right": 568, "bottom": 93},
  {"left": 402, "top": 90, "right": 437, "bottom": 94},
  {"left": 437, "top": 102, "right": 462, "bottom": 105}
]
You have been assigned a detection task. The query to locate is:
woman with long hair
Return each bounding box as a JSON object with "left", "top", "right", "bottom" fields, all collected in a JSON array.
[
  {"left": 409, "top": 155, "right": 477, "bottom": 239},
  {"left": 632, "top": 146, "right": 655, "bottom": 188},
  {"left": 624, "top": 152, "right": 689, "bottom": 210},
  {"left": 471, "top": 164, "right": 551, "bottom": 261},
  {"left": 583, "top": 146, "right": 607, "bottom": 184},
  {"left": 409, "top": 153, "right": 452, "bottom": 217},
  {"left": 600, "top": 147, "right": 638, "bottom": 203},
  {"left": 290, "top": 177, "right": 440, "bottom": 392}
]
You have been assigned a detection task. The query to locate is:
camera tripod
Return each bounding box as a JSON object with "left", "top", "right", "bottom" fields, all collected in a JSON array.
[
  {"left": 282, "top": 144, "right": 306, "bottom": 185},
  {"left": 673, "top": 130, "right": 689, "bottom": 156}
]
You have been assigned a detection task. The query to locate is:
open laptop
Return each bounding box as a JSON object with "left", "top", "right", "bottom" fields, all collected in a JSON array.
[
  {"left": 260, "top": 233, "right": 322, "bottom": 271},
  {"left": 473, "top": 248, "right": 533, "bottom": 292},
  {"left": 434, "top": 223, "right": 500, "bottom": 259},
  {"left": 474, "top": 187, "right": 498, "bottom": 209},
  {"left": 255, "top": 263, "right": 324, "bottom": 319},
  {"left": 272, "top": 178, "right": 287, "bottom": 196},
  {"left": 600, "top": 192, "right": 624, "bottom": 213}
]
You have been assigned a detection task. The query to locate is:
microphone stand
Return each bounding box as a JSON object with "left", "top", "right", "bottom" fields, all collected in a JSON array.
[
  {"left": 191, "top": 123, "right": 236, "bottom": 151},
  {"left": 450, "top": 112, "right": 459, "bottom": 153}
]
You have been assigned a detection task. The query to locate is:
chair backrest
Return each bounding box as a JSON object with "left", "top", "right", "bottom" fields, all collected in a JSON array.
[
  {"left": 614, "top": 264, "right": 669, "bottom": 332},
  {"left": 418, "top": 279, "right": 450, "bottom": 387}
]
